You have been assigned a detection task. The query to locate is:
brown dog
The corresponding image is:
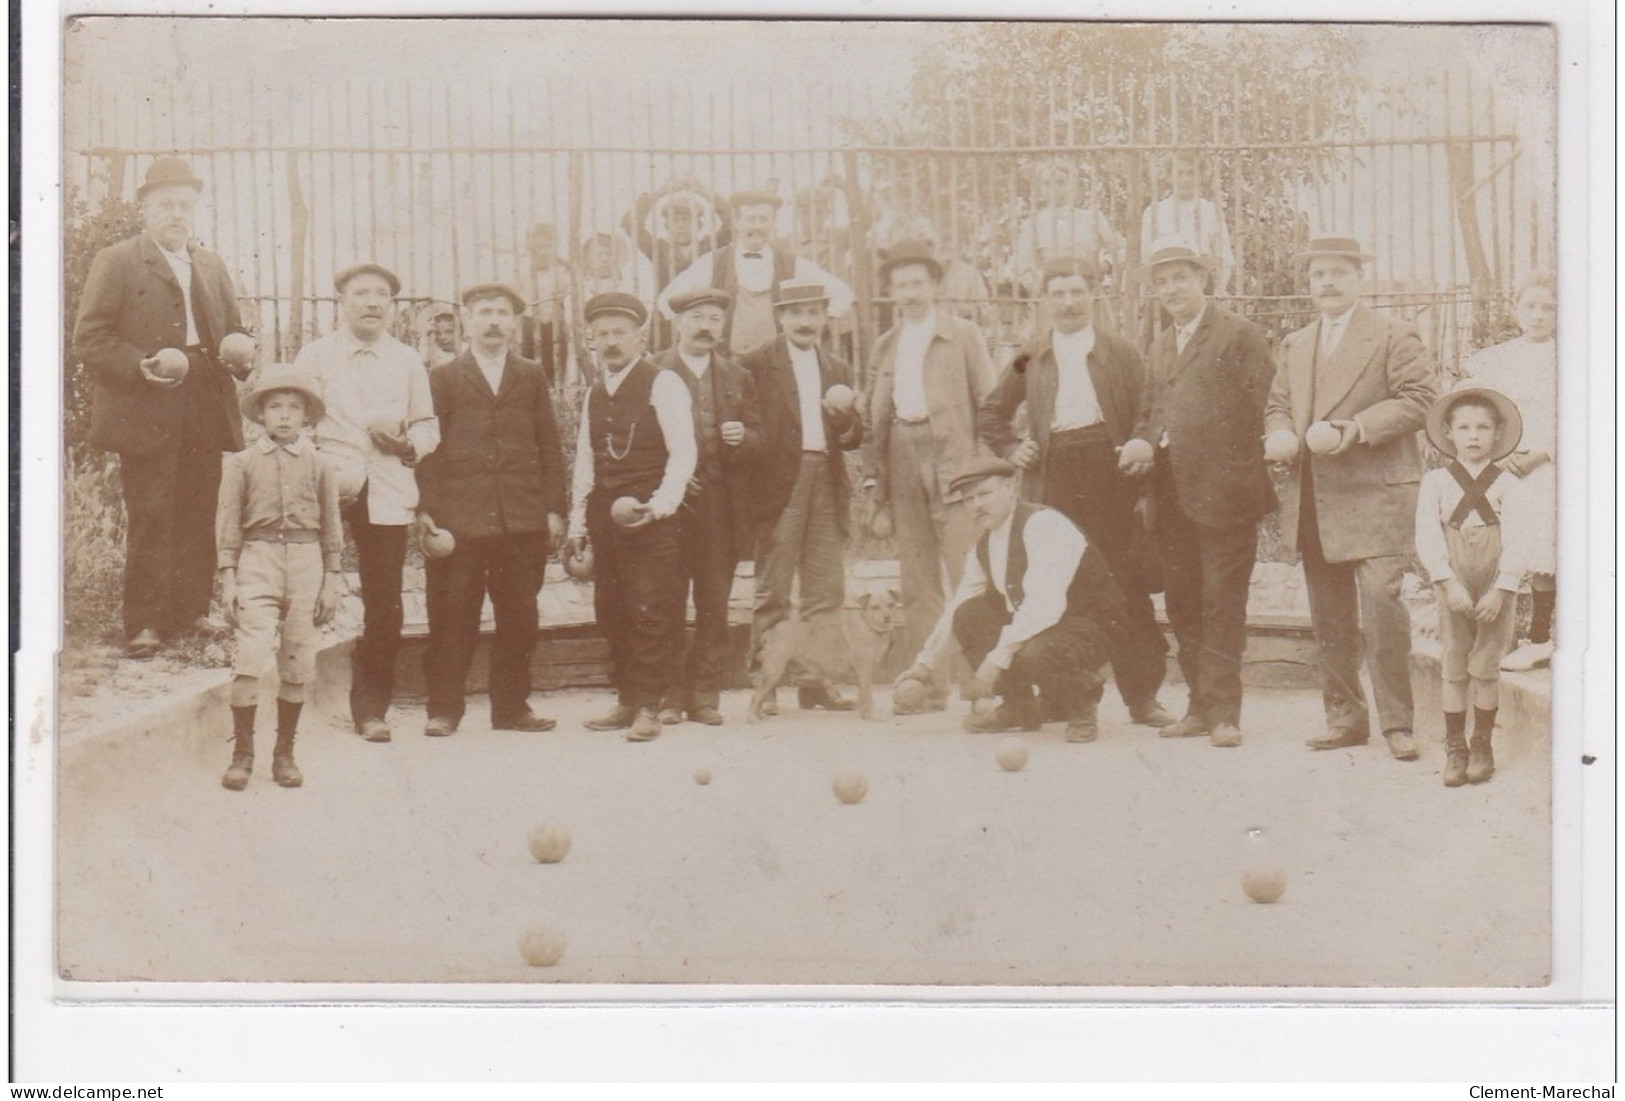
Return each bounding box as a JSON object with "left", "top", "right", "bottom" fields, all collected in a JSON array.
[{"left": 748, "top": 590, "right": 902, "bottom": 722}]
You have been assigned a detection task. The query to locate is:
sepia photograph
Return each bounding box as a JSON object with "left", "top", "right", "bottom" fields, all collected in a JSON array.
[{"left": 15, "top": 0, "right": 1613, "bottom": 1083}]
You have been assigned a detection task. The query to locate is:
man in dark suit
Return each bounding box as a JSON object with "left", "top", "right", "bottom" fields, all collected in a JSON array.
[
  {"left": 1263, "top": 236, "right": 1437, "bottom": 759},
  {"left": 654, "top": 288, "right": 762, "bottom": 726},
  {"left": 978, "top": 256, "right": 1175, "bottom": 730},
  {"left": 1119, "top": 238, "right": 1277, "bottom": 748},
  {"left": 72, "top": 157, "right": 255, "bottom": 657},
  {"left": 416, "top": 282, "right": 569, "bottom": 736},
  {"left": 740, "top": 280, "right": 864, "bottom": 714}
]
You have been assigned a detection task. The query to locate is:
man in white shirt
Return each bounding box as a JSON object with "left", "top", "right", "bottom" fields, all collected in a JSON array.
[
  {"left": 296, "top": 262, "right": 440, "bottom": 743},
  {"left": 656, "top": 189, "right": 854, "bottom": 358},
  {"left": 566, "top": 293, "right": 698, "bottom": 741},
  {"left": 898, "top": 457, "right": 1125, "bottom": 742},
  {"left": 1139, "top": 153, "right": 1237, "bottom": 295}
]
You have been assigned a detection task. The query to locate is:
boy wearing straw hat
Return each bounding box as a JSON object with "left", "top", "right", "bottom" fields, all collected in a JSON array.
[
  {"left": 1416, "top": 383, "right": 1532, "bottom": 786},
  {"left": 215, "top": 367, "right": 342, "bottom": 791}
]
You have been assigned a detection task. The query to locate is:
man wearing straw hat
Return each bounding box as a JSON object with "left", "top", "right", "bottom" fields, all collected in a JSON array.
[
  {"left": 1262, "top": 235, "right": 1437, "bottom": 759},
  {"left": 73, "top": 156, "right": 257, "bottom": 658},
  {"left": 1119, "top": 237, "right": 1276, "bottom": 748}
]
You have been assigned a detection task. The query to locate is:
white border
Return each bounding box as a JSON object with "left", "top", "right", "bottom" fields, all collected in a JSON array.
[{"left": 14, "top": 0, "right": 1616, "bottom": 1082}]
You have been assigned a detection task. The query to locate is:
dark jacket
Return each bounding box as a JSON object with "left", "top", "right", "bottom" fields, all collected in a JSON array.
[
  {"left": 417, "top": 348, "right": 568, "bottom": 539},
  {"left": 740, "top": 336, "right": 863, "bottom": 534},
  {"left": 654, "top": 347, "right": 763, "bottom": 559},
  {"left": 72, "top": 231, "right": 249, "bottom": 456},
  {"left": 1133, "top": 304, "right": 1278, "bottom": 529},
  {"left": 978, "top": 326, "right": 1146, "bottom": 503}
]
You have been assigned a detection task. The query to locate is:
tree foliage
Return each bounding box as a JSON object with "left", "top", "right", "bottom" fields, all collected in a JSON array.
[{"left": 64, "top": 185, "right": 144, "bottom": 450}]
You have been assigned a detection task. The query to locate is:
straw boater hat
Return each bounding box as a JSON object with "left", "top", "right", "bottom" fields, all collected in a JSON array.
[
  {"left": 1424, "top": 380, "right": 1523, "bottom": 462},
  {"left": 947, "top": 456, "right": 1018, "bottom": 497},
  {"left": 772, "top": 280, "right": 830, "bottom": 307},
  {"left": 241, "top": 365, "right": 325, "bottom": 425},
  {"left": 668, "top": 287, "right": 734, "bottom": 314},
  {"left": 729, "top": 188, "right": 784, "bottom": 211},
  {"left": 459, "top": 282, "right": 527, "bottom": 313},
  {"left": 1292, "top": 235, "right": 1376, "bottom": 266},
  {"left": 334, "top": 262, "right": 402, "bottom": 296},
  {"left": 582, "top": 291, "right": 648, "bottom": 327},
  {"left": 1139, "top": 236, "right": 1215, "bottom": 284},
  {"left": 878, "top": 239, "right": 944, "bottom": 285},
  {"left": 137, "top": 156, "right": 204, "bottom": 199}
]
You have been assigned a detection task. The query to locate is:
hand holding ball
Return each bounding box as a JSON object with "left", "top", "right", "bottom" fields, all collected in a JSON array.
[
  {"left": 1117, "top": 438, "right": 1155, "bottom": 473},
  {"left": 420, "top": 519, "right": 456, "bottom": 560},
  {"left": 218, "top": 332, "right": 257, "bottom": 371},
  {"left": 610, "top": 496, "right": 647, "bottom": 528},
  {"left": 822, "top": 383, "right": 856, "bottom": 415},
  {"left": 1304, "top": 421, "right": 1344, "bottom": 455},
  {"left": 1262, "top": 430, "right": 1301, "bottom": 464},
  {"left": 563, "top": 542, "right": 594, "bottom": 581},
  {"left": 149, "top": 347, "right": 190, "bottom": 382}
]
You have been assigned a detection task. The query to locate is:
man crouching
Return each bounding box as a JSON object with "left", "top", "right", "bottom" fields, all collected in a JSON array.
[{"left": 895, "top": 457, "right": 1126, "bottom": 742}]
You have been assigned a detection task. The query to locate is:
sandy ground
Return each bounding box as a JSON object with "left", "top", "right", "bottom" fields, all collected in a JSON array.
[{"left": 56, "top": 683, "right": 1549, "bottom": 988}]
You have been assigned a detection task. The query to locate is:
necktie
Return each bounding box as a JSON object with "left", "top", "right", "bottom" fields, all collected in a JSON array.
[{"left": 743, "top": 252, "right": 763, "bottom": 260}]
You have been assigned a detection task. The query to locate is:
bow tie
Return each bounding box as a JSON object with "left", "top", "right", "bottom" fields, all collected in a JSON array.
[{"left": 743, "top": 251, "right": 764, "bottom": 260}]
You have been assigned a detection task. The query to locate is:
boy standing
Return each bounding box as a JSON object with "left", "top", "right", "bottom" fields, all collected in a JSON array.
[{"left": 216, "top": 368, "right": 342, "bottom": 790}]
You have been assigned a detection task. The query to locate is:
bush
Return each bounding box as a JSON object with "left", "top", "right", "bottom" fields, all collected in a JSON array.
[
  {"left": 63, "top": 447, "right": 126, "bottom": 646},
  {"left": 64, "top": 185, "right": 145, "bottom": 452}
]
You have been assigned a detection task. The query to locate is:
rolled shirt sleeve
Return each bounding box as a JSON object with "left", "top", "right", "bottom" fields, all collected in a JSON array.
[
  {"left": 1414, "top": 468, "right": 1454, "bottom": 585},
  {"left": 914, "top": 544, "right": 989, "bottom": 672},
  {"left": 568, "top": 404, "right": 595, "bottom": 542},
  {"left": 215, "top": 452, "right": 246, "bottom": 569},
  {"left": 647, "top": 369, "right": 697, "bottom": 519},
  {"left": 987, "top": 509, "right": 1085, "bottom": 669}
]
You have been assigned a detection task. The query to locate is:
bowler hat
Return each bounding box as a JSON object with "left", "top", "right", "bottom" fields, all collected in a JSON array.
[
  {"left": 668, "top": 287, "right": 734, "bottom": 314},
  {"left": 241, "top": 365, "right": 326, "bottom": 426},
  {"left": 878, "top": 239, "right": 944, "bottom": 285},
  {"left": 1425, "top": 381, "right": 1523, "bottom": 462},
  {"left": 729, "top": 189, "right": 783, "bottom": 211},
  {"left": 947, "top": 456, "right": 1018, "bottom": 497},
  {"left": 1293, "top": 235, "right": 1375, "bottom": 266},
  {"left": 460, "top": 282, "right": 527, "bottom": 313},
  {"left": 137, "top": 156, "right": 204, "bottom": 199},
  {"left": 334, "top": 262, "right": 402, "bottom": 296},
  {"left": 1139, "top": 236, "right": 1215, "bottom": 284},
  {"left": 583, "top": 291, "right": 648, "bottom": 327},
  {"left": 772, "top": 280, "right": 830, "bottom": 308}
]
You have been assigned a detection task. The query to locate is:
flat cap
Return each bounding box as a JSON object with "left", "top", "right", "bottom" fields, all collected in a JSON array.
[
  {"left": 583, "top": 291, "right": 648, "bottom": 326},
  {"left": 459, "top": 282, "right": 527, "bottom": 312},
  {"left": 668, "top": 287, "right": 734, "bottom": 314},
  {"left": 947, "top": 456, "right": 1019, "bottom": 497},
  {"left": 334, "top": 262, "right": 402, "bottom": 296}
]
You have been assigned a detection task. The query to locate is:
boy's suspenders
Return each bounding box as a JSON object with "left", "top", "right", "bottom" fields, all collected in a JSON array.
[{"left": 1446, "top": 459, "right": 1504, "bottom": 529}]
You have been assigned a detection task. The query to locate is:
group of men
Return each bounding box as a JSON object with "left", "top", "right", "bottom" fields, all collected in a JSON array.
[{"left": 78, "top": 155, "right": 1445, "bottom": 761}]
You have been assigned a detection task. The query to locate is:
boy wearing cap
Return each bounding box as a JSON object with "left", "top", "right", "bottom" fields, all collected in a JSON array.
[
  {"left": 1416, "top": 384, "right": 1531, "bottom": 786},
  {"left": 297, "top": 263, "right": 440, "bottom": 744},
  {"left": 622, "top": 178, "right": 733, "bottom": 348},
  {"left": 216, "top": 369, "right": 342, "bottom": 791},
  {"left": 568, "top": 292, "right": 697, "bottom": 741},
  {"left": 653, "top": 288, "right": 762, "bottom": 726},
  {"left": 416, "top": 282, "right": 569, "bottom": 737},
  {"left": 1263, "top": 236, "right": 1437, "bottom": 759}
]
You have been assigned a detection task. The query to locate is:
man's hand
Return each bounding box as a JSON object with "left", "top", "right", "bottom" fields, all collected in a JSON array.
[
  {"left": 567, "top": 534, "right": 589, "bottom": 560},
  {"left": 1262, "top": 429, "right": 1300, "bottom": 465},
  {"left": 720, "top": 420, "right": 745, "bottom": 447},
  {"left": 1441, "top": 579, "right": 1474, "bottom": 616},
  {"left": 546, "top": 512, "right": 566, "bottom": 554},
  {"left": 137, "top": 355, "right": 185, "bottom": 389},
  {"left": 368, "top": 426, "right": 414, "bottom": 458},
  {"left": 621, "top": 502, "right": 657, "bottom": 530},
  {"left": 315, "top": 573, "right": 341, "bottom": 626},
  {"left": 219, "top": 571, "right": 239, "bottom": 630},
  {"left": 1009, "top": 438, "right": 1040, "bottom": 470},
  {"left": 1473, "top": 588, "right": 1507, "bottom": 624},
  {"left": 1501, "top": 450, "right": 1550, "bottom": 478},
  {"left": 968, "top": 657, "right": 1002, "bottom": 700},
  {"left": 894, "top": 663, "right": 936, "bottom": 691},
  {"left": 1117, "top": 437, "right": 1155, "bottom": 477},
  {"left": 1326, "top": 419, "right": 1361, "bottom": 456}
]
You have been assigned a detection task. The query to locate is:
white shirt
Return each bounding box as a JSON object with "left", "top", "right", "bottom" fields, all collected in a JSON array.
[
  {"left": 472, "top": 346, "right": 507, "bottom": 396},
  {"left": 655, "top": 247, "right": 855, "bottom": 320},
  {"left": 1415, "top": 458, "right": 1532, "bottom": 592},
  {"left": 915, "top": 507, "right": 1087, "bottom": 671},
  {"left": 1173, "top": 304, "right": 1207, "bottom": 356},
  {"left": 296, "top": 327, "right": 440, "bottom": 525},
  {"left": 788, "top": 341, "right": 828, "bottom": 452},
  {"left": 890, "top": 315, "right": 937, "bottom": 421},
  {"left": 1464, "top": 336, "right": 1557, "bottom": 457},
  {"left": 567, "top": 361, "right": 697, "bottom": 541},
  {"left": 677, "top": 349, "right": 711, "bottom": 379},
  {"left": 152, "top": 234, "right": 199, "bottom": 345},
  {"left": 1050, "top": 325, "right": 1104, "bottom": 431}
]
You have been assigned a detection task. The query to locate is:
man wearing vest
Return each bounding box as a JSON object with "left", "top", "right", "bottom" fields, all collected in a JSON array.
[
  {"left": 417, "top": 282, "right": 569, "bottom": 737},
  {"left": 1263, "top": 236, "right": 1437, "bottom": 759},
  {"left": 567, "top": 292, "right": 698, "bottom": 742},
  {"left": 654, "top": 288, "right": 763, "bottom": 726},
  {"left": 978, "top": 256, "right": 1176, "bottom": 730},
  {"left": 898, "top": 457, "right": 1127, "bottom": 741},
  {"left": 73, "top": 157, "right": 256, "bottom": 658},
  {"left": 741, "top": 279, "right": 864, "bottom": 714},
  {"left": 656, "top": 189, "right": 854, "bottom": 359},
  {"left": 1119, "top": 239, "right": 1277, "bottom": 749},
  {"left": 861, "top": 239, "right": 998, "bottom": 712}
]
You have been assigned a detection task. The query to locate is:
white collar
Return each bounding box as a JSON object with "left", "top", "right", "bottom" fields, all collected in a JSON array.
[
  {"left": 1321, "top": 305, "right": 1356, "bottom": 328},
  {"left": 1175, "top": 304, "right": 1207, "bottom": 336},
  {"left": 472, "top": 346, "right": 508, "bottom": 370},
  {"left": 678, "top": 350, "right": 711, "bottom": 376},
  {"left": 1052, "top": 324, "right": 1096, "bottom": 356},
  {"left": 150, "top": 232, "right": 190, "bottom": 263},
  {"left": 258, "top": 432, "right": 310, "bottom": 455}
]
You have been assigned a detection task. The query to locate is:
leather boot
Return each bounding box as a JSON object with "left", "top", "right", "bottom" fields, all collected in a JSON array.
[
  {"left": 1442, "top": 711, "right": 1469, "bottom": 787},
  {"left": 1467, "top": 707, "right": 1497, "bottom": 784},
  {"left": 272, "top": 699, "right": 304, "bottom": 788},
  {"left": 222, "top": 704, "right": 256, "bottom": 791}
]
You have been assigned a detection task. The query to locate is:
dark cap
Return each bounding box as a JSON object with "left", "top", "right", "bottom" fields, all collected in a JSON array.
[
  {"left": 583, "top": 291, "right": 648, "bottom": 327},
  {"left": 334, "top": 262, "right": 402, "bottom": 296},
  {"left": 459, "top": 282, "right": 527, "bottom": 313},
  {"left": 137, "top": 156, "right": 204, "bottom": 199},
  {"left": 878, "top": 239, "right": 944, "bottom": 285},
  {"left": 946, "top": 456, "right": 1019, "bottom": 497},
  {"left": 668, "top": 287, "right": 734, "bottom": 314}
]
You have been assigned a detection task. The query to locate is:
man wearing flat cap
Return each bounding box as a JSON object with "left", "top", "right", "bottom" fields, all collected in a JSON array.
[
  {"left": 295, "top": 262, "right": 440, "bottom": 743},
  {"left": 657, "top": 188, "right": 854, "bottom": 358},
  {"left": 897, "top": 457, "right": 1128, "bottom": 742},
  {"left": 861, "top": 239, "right": 998, "bottom": 712},
  {"left": 1118, "top": 238, "right": 1276, "bottom": 749},
  {"left": 1263, "top": 235, "right": 1437, "bottom": 759},
  {"left": 740, "top": 279, "right": 864, "bottom": 714},
  {"left": 978, "top": 255, "right": 1176, "bottom": 731},
  {"left": 567, "top": 292, "right": 697, "bottom": 742},
  {"left": 416, "top": 282, "right": 568, "bottom": 737},
  {"left": 654, "top": 287, "right": 762, "bottom": 726},
  {"left": 73, "top": 156, "right": 257, "bottom": 658}
]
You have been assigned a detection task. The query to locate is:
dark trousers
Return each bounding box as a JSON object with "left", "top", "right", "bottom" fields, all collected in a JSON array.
[
  {"left": 1154, "top": 461, "right": 1258, "bottom": 726},
  {"left": 119, "top": 438, "right": 223, "bottom": 638},
  {"left": 751, "top": 453, "right": 847, "bottom": 660},
  {"left": 588, "top": 495, "right": 684, "bottom": 710},
  {"left": 952, "top": 591, "right": 1111, "bottom": 716},
  {"left": 667, "top": 477, "right": 739, "bottom": 710},
  {"left": 423, "top": 530, "right": 549, "bottom": 722},
  {"left": 1042, "top": 430, "right": 1168, "bottom": 708},
  {"left": 344, "top": 483, "right": 409, "bottom": 727}
]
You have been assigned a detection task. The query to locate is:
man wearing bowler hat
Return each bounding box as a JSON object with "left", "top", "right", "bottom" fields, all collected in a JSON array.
[
  {"left": 73, "top": 156, "right": 256, "bottom": 658},
  {"left": 416, "top": 282, "right": 568, "bottom": 737},
  {"left": 296, "top": 262, "right": 440, "bottom": 743},
  {"left": 1262, "top": 235, "right": 1437, "bottom": 759},
  {"left": 654, "top": 287, "right": 762, "bottom": 726},
  {"left": 567, "top": 292, "right": 697, "bottom": 742},
  {"left": 861, "top": 239, "right": 997, "bottom": 712},
  {"left": 1118, "top": 238, "right": 1276, "bottom": 748},
  {"left": 657, "top": 188, "right": 853, "bottom": 358}
]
